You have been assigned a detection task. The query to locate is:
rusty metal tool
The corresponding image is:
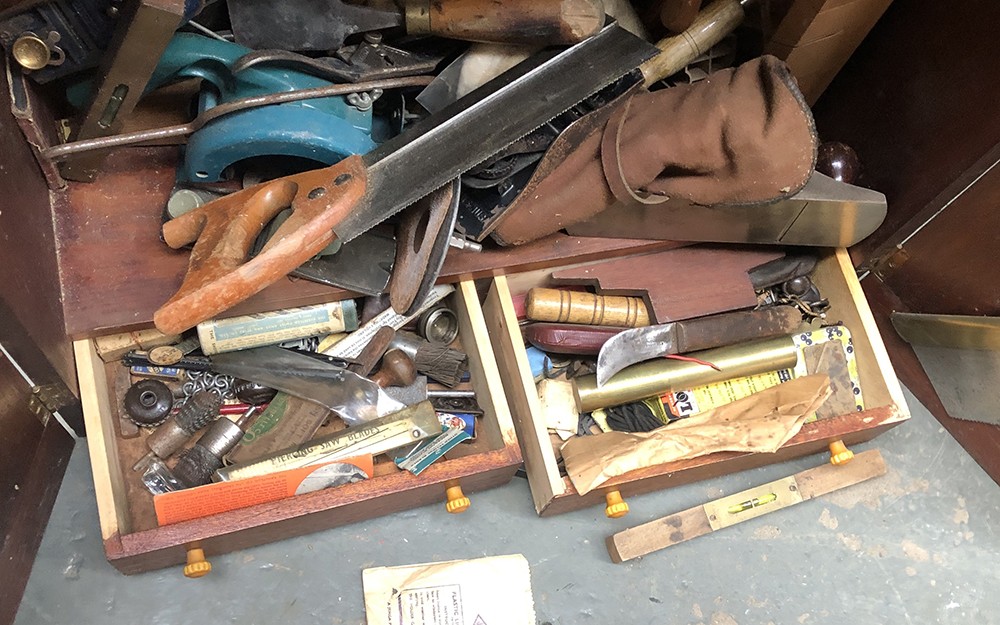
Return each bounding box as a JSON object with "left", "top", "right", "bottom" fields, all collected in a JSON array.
[
  {"left": 388, "top": 178, "right": 460, "bottom": 315},
  {"left": 595, "top": 306, "right": 803, "bottom": 386},
  {"left": 291, "top": 228, "right": 397, "bottom": 296},
  {"left": 153, "top": 24, "right": 658, "bottom": 335},
  {"left": 228, "top": 0, "right": 604, "bottom": 52},
  {"left": 231, "top": 37, "right": 444, "bottom": 84}
]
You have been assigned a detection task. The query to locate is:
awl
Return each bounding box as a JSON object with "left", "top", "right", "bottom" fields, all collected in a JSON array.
[
  {"left": 154, "top": 24, "right": 658, "bottom": 334},
  {"left": 596, "top": 307, "right": 804, "bottom": 386}
]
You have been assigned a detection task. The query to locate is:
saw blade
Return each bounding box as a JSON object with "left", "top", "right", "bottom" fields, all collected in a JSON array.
[{"left": 333, "top": 23, "right": 659, "bottom": 245}]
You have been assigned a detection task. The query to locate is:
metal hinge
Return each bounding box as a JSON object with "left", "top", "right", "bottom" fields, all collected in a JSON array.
[
  {"left": 870, "top": 246, "right": 911, "bottom": 282},
  {"left": 28, "top": 382, "right": 75, "bottom": 426}
]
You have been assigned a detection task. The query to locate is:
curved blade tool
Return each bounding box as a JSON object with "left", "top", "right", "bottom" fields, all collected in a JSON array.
[{"left": 596, "top": 307, "right": 804, "bottom": 386}]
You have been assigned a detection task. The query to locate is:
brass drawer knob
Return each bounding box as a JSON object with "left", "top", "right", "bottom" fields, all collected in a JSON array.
[
  {"left": 184, "top": 547, "right": 212, "bottom": 578},
  {"left": 829, "top": 439, "right": 854, "bottom": 466},
  {"left": 604, "top": 490, "right": 629, "bottom": 518},
  {"left": 445, "top": 484, "right": 470, "bottom": 514}
]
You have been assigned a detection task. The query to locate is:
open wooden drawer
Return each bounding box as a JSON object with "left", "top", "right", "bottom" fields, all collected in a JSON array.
[
  {"left": 482, "top": 248, "right": 910, "bottom": 517},
  {"left": 74, "top": 280, "right": 521, "bottom": 575}
]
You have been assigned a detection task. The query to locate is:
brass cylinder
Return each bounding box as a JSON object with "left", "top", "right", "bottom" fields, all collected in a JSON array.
[
  {"left": 525, "top": 288, "right": 650, "bottom": 327},
  {"left": 574, "top": 334, "right": 799, "bottom": 411}
]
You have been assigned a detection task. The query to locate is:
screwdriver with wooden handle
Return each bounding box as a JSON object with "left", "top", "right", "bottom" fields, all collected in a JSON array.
[{"left": 641, "top": 0, "right": 753, "bottom": 86}]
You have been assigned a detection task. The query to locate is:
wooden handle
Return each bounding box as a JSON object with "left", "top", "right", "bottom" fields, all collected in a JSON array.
[
  {"left": 640, "top": 0, "right": 746, "bottom": 86},
  {"left": 407, "top": 0, "right": 605, "bottom": 45},
  {"left": 525, "top": 288, "right": 650, "bottom": 327},
  {"left": 371, "top": 349, "right": 418, "bottom": 388},
  {"left": 154, "top": 156, "right": 367, "bottom": 335},
  {"left": 523, "top": 322, "right": 622, "bottom": 355},
  {"left": 348, "top": 326, "right": 396, "bottom": 376}
]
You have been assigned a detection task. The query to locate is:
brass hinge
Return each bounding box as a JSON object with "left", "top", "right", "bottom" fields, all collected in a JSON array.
[
  {"left": 871, "top": 246, "right": 911, "bottom": 282},
  {"left": 28, "top": 382, "right": 75, "bottom": 426}
]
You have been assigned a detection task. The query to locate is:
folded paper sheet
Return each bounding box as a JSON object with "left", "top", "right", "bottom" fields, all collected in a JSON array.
[
  {"left": 561, "top": 374, "right": 831, "bottom": 494},
  {"left": 363, "top": 554, "right": 535, "bottom": 625}
]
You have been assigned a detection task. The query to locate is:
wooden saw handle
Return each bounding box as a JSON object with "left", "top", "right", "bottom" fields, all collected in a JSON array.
[
  {"left": 154, "top": 155, "right": 367, "bottom": 335},
  {"left": 406, "top": 0, "right": 605, "bottom": 45}
]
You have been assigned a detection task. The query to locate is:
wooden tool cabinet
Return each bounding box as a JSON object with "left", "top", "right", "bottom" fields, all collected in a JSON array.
[{"left": 4, "top": 0, "right": 989, "bottom": 616}]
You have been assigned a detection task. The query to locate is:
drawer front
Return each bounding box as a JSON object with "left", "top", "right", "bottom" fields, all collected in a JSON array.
[
  {"left": 77, "top": 280, "right": 520, "bottom": 574},
  {"left": 483, "top": 248, "right": 910, "bottom": 517}
]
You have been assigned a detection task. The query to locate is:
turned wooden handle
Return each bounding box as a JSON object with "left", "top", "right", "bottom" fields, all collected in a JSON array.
[
  {"left": 371, "top": 349, "right": 418, "bottom": 388},
  {"left": 641, "top": 0, "right": 746, "bottom": 86},
  {"left": 525, "top": 288, "right": 650, "bottom": 327},
  {"left": 407, "top": 0, "right": 605, "bottom": 45}
]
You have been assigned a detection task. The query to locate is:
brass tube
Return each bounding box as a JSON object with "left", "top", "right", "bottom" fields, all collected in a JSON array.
[{"left": 573, "top": 334, "right": 799, "bottom": 411}]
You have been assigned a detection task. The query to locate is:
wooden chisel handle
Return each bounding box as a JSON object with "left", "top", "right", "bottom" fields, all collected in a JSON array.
[
  {"left": 641, "top": 0, "right": 748, "bottom": 87},
  {"left": 406, "top": 0, "right": 605, "bottom": 45},
  {"left": 526, "top": 288, "right": 651, "bottom": 327}
]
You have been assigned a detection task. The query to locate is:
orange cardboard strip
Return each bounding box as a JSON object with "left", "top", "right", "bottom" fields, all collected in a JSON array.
[{"left": 154, "top": 455, "right": 374, "bottom": 526}]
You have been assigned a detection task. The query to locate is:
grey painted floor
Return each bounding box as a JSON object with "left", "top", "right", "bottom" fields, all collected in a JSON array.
[{"left": 14, "top": 386, "right": 1000, "bottom": 625}]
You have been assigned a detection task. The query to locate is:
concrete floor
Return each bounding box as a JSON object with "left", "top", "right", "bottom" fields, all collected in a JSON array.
[{"left": 14, "top": 386, "right": 1000, "bottom": 625}]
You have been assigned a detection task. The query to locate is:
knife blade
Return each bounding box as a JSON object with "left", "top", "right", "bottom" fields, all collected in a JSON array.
[
  {"left": 210, "top": 346, "right": 404, "bottom": 424},
  {"left": 596, "top": 307, "right": 804, "bottom": 387}
]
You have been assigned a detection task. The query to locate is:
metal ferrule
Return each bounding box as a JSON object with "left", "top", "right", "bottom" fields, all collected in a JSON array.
[
  {"left": 196, "top": 418, "right": 246, "bottom": 457},
  {"left": 404, "top": 0, "right": 431, "bottom": 34},
  {"left": 146, "top": 419, "right": 193, "bottom": 459},
  {"left": 574, "top": 335, "right": 800, "bottom": 412}
]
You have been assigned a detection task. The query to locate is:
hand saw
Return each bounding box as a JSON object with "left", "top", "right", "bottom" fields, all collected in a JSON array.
[{"left": 153, "top": 24, "right": 658, "bottom": 335}]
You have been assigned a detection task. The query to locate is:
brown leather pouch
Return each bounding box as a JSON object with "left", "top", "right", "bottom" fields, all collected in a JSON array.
[{"left": 492, "top": 55, "right": 817, "bottom": 246}]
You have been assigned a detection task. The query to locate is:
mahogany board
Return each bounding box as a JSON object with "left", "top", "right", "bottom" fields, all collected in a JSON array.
[
  {"left": 549, "top": 246, "right": 782, "bottom": 323},
  {"left": 49, "top": 147, "right": 681, "bottom": 338}
]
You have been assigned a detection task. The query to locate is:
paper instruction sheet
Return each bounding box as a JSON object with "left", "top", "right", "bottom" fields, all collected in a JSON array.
[{"left": 363, "top": 554, "right": 535, "bottom": 625}]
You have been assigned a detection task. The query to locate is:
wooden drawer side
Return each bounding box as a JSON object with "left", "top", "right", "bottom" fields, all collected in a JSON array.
[
  {"left": 74, "top": 339, "right": 130, "bottom": 539},
  {"left": 819, "top": 249, "right": 910, "bottom": 416},
  {"left": 455, "top": 280, "right": 519, "bottom": 452},
  {"left": 483, "top": 276, "right": 565, "bottom": 514}
]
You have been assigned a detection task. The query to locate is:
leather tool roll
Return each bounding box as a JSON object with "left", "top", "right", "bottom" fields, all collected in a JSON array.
[{"left": 492, "top": 55, "right": 817, "bottom": 246}]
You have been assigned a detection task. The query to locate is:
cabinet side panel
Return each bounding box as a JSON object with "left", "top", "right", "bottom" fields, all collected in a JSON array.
[{"left": 0, "top": 68, "right": 77, "bottom": 406}]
